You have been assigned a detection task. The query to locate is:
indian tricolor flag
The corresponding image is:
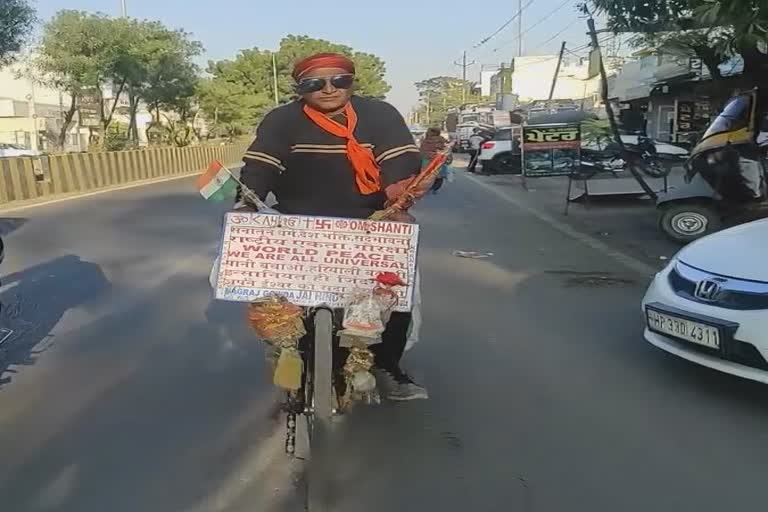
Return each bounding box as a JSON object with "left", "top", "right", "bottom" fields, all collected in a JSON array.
[{"left": 197, "top": 161, "right": 239, "bottom": 202}]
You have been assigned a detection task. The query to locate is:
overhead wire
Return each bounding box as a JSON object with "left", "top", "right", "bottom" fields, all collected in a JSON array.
[
  {"left": 517, "top": 0, "right": 576, "bottom": 41},
  {"left": 500, "top": 35, "right": 615, "bottom": 73},
  {"left": 476, "top": 0, "right": 575, "bottom": 60},
  {"left": 526, "top": 16, "right": 581, "bottom": 55},
  {"left": 564, "top": 35, "right": 616, "bottom": 58},
  {"left": 471, "top": 0, "right": 537, "bottom": 49}
]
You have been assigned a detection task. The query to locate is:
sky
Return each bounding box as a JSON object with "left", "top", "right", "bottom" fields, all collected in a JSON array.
[{"left": 32, "top": 0, "right": 597, "bottom": 113}]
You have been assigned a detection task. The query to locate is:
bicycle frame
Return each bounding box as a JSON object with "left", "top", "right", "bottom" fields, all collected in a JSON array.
[{"left": 282, "top": 306, "right": 337, "bottom": 511}]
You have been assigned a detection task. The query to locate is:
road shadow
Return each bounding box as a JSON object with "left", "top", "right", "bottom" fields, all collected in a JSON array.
[
  {"left": 0, "top": 273, "right": 283, "bottom": 512},
  {"left": 109, "top": 192, "right": 229, "bottom": 248},
  {"left": 0, "top": 217, "right": 28, "bottom": 236},
  {"left": 0, "top": 255, "right": 110, "bottom": 387}
]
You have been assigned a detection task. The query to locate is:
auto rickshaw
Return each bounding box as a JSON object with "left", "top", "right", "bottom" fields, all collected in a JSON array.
[{"left": 657, "top": 89, "right": 768, "bottom": 243}]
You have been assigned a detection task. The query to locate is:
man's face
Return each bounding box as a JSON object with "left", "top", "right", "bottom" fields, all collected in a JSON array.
[{"left": 298, "top": 66, "right": 355, "bottom": 113}]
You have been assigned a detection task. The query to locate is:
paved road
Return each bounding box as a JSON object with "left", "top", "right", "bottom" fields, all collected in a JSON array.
[{"left": 1, "top": 171, "right": 767, "bottom": 512}]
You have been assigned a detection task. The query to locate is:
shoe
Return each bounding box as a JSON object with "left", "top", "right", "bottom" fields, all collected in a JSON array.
[{"left": 372, "top": 366, "right": 429, "bottom": 401}]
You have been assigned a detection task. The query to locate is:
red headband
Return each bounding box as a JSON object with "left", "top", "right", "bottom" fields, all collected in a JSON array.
[{"left": 292, "top": 53, "right": 355, "bottom": 80}]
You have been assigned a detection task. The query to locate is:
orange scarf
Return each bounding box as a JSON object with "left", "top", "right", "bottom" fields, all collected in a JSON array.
[{"left": 302, "top": 103, "right": 381, "bottom": 194}]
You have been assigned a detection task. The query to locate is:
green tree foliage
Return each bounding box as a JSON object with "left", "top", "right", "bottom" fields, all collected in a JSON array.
[
  {"left": 198, "top": 35, "right": 391, "bottom": 136},
  {"left": 695, "top": 0, "right": 768, "bottom": 75},
  {"left": 590, "top": 0, "right": 768, "bottom": 81},
  {"left": 33, "top": 11, "right": 120, "bottom": 147},
  {"left": 113, "top": 19, "right": 202, "bottom": 144},
  {"left": 412, "top": 76, "right": 481, "bottom": 128},
  {"left": 34, "top": 10, "right": 202, "bottom": 148},
  {"left": 0, "top": 0, "right": 35, "bottom": 66},
  {"left": 581, "top": 118, "right": 613, "bottom": 148},
  {"left": 197, "top": 52, "right": 276, "bottom": 137}
]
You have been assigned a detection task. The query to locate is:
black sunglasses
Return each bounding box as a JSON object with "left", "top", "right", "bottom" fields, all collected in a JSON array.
[{"left": 295, "top": 74, "right": 355, "bottom": 94}]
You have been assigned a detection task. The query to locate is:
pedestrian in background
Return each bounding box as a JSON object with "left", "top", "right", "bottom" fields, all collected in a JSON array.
[
  {"left": 467, "top": 129, "right": 485, "bottom": 173},
  {"left": 420, "top": 127, "right": 451, "bottom": 194}
]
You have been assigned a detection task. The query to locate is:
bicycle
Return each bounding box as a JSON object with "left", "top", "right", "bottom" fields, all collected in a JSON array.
[
  {"left": 217, "top": 212, "right": 418, "bottom": 511},
  {"left": 209, "top": 154, "right": 443, "bottom": 510},
  {"left": 287, "top": 306, "right": 339, "bottom": 511}
]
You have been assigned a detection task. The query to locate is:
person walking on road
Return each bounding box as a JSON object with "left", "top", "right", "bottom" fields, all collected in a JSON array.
[
  {"left": 238, "top": 52, "right": 430, "bottom": 401},
  {"left": 467, "top": 129, "right": 485, "bottom": 173},
  {"left": 420, "top": 127, "right": 451, "bottom": 194}
]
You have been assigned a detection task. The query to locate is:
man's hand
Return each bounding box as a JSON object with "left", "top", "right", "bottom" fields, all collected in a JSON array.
[{"left": 385, "top": 174, "right": 435, "bottom": 205}]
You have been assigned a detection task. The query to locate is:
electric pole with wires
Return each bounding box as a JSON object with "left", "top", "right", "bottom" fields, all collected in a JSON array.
[
  {"left": 548, "top": 41, "right": 567, "bottom": 105},
  {"left": 583, "top": 4, "right": 657, "bottom": 200},
  {"left": 454, "top": 51, "right": 476, "bottom": 105}
]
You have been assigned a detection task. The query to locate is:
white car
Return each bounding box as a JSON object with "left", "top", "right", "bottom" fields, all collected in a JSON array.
[
  {"left": 642, "top": 218, "right": 768, "bottom": 383},
  {"left": 478, "top": 127, "right": 521, "bottom": 174},
  {"left": 0, "top": 143, "right": 39, "bottom": 158}
]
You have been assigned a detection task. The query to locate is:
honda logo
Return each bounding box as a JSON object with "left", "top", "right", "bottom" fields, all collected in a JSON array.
[{"left": 694, "top": 279, "right": 723, "bottom": 302}]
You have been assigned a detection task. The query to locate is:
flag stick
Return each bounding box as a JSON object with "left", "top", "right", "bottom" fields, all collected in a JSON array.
[
  {"left": 217, "top": 162, "right": 271, "bottom": 212},
  {"left": 370, "top": 142, "right": 455, "bottom": 221}
]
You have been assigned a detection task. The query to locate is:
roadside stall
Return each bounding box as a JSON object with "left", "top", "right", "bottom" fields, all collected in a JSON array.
[{"left": 521, "top": 122, "right": 582, "bottom": 185}]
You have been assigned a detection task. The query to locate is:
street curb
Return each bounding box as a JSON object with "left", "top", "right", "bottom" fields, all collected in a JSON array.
[{"left": 462, "top": 172, "right": 660, "bottom": 278}]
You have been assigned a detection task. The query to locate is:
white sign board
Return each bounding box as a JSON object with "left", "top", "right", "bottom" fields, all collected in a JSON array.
[{"left": 214, "top": 212, "right": 420, "bottom": 311}]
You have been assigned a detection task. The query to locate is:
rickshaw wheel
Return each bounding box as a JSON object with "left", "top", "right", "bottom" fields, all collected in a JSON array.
[{"left": 659, "top": 202, "right": 722, "bottom": 244}]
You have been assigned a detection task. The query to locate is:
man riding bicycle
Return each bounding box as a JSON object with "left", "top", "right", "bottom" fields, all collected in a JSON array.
[{"left": 239, "top": 52, "right": 429, "bottom": 401}]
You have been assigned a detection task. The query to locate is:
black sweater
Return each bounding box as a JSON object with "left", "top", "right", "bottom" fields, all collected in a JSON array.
[{"left": 240, "top": 96, "right": 420, "bottom": 219}]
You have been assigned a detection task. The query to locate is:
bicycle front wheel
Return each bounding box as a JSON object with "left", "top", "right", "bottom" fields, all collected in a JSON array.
[{"left": 306, "top": 308, "right": 334, "bottom": 511}]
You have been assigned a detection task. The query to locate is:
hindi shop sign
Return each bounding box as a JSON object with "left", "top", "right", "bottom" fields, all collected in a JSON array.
[
  {"left": 522, "top": 123, "right": 581, "bottom": 177},
  {"left": 214, "top": 212, "right": 419, "bottom": 312}
]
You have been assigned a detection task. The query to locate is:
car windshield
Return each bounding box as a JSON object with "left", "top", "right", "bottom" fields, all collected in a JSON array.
[{"left": 701, "top": 95, "right": 752, "bottom": 140}]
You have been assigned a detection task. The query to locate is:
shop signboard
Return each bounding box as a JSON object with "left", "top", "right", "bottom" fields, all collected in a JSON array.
[{"left": 522, "top": 123, "right": 581, "bottom": 177}]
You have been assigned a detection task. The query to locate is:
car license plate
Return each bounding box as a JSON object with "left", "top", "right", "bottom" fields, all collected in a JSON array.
[{"left": 646, "top": 309, "right": 721, "bottom": 349}]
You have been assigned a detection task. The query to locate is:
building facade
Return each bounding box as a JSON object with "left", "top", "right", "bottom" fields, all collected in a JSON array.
[
  {"left": 609, "top": 53, "right": 743, "bottom": 143},
  {"left": 510, "top": 55, "right": 602, "bottom": 105},
  {"left": 0, "top": 66, "right": 89, "bottom": 152}
]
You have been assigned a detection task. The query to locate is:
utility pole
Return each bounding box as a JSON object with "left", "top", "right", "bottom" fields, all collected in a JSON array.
[
  {"left": 425, "top": 91, "right": 431, "bottom": 125},
  {"left": 26, "top": 85, "right": 38, "bottom": 152},
  {"left": 548, "top": 41, "right": 567, "bottom": 105},
  {"left": 120, "top": 0, "right": 127, "bottom": 16},
  {"left": 454, "top": 51, "right": 476, "bottom": 105},
  {"left": 518, "top": 0, "right": 524, "bottom": 57},
  {"left": 272, "top": 53, "right": 280, "bottom": 106},
  {"left": 585, "top": 5, "right": 657, "bottom": 200}
]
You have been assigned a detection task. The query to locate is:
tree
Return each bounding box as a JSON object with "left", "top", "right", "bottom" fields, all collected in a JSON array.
[
  {"left": 197, "top": 53, "right": 276, "bottom": 137},
  {"left": 33, "top": 11, "right": 120, "bottom": 147},
  {"left": 413, "top": 76, "right": 481, "bottom": 128},
  {"left": 198, "top": 35, "right": 391, "bottom": 134},
  {"left": 112, "top": 19, "right": 202, "bottom": 145},
  {"left": 589, "top": 0, "right": 768, "bottom": 85},
  {"left": 34, "top": 11, "right": 203, "bottom": 148},
  {"left": 695, "top": 0, "right": 768, "bottom": 76},
  {"left": 581, "top": 118, "right": 613, "bottom": 148},
  {"left": 0, "top": 0, "right": 35, "bottom": 66}
]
